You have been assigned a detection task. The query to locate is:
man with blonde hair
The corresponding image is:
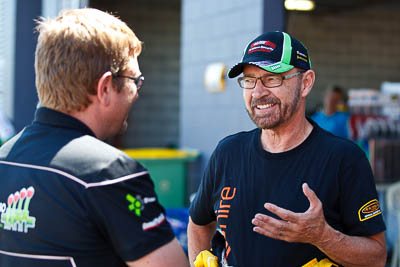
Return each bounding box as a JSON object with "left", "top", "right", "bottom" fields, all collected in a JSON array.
[{"left": 0, "top": 8, "right": 188, "bottom": 267}]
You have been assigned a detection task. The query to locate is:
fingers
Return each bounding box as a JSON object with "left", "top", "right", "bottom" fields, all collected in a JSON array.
[
  {"left": 252, "top": 213, "right": 282, "bottom": 231},
  {"left": 264, "top": 202, "right": 298, "bottom": 222},
  {"left": 252, "top": 213, "right": 288, "bottom": 239},
  {"left": 262, "top": 184, "right": 321, "bottom": 221},
  {"left": 252, "top": 203, "right": 298, "bottom": 238},
  {"left": 252, "top": 184, "right": 325, "bottom": 244},
  {"left": 253, "top": 224, "right": 280, "bottom": 239}
]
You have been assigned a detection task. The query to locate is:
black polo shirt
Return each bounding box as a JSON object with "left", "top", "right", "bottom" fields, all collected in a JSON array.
[{"left": 0, "top": 107, "right": 175, "bottom": 266}]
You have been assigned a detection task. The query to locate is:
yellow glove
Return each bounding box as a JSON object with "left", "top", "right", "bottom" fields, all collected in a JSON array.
[
  {"left": 302, "top": 258, "right": 338, "bottom": 267},
  {"left": 194, "top": 250, "right": 219, "bottom": 267}
]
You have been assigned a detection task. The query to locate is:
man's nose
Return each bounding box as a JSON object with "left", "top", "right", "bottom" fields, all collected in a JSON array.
[{"left": 252, "top": 78, "right": 269, "bottom": 98}]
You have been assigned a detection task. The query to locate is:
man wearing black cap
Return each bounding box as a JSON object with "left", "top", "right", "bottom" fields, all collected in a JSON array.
[{"left": 188, "top": 31, "right": 386, "bottom": 267}]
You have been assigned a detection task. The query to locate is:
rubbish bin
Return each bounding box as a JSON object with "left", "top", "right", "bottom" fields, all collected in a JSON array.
[{"left": 123, "top": 148, "right": 199, "bottom": 208}]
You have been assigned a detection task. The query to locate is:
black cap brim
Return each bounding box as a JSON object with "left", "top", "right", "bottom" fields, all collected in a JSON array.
[{"left": 227, "top": 63, "right": 246, "bottom": 78}]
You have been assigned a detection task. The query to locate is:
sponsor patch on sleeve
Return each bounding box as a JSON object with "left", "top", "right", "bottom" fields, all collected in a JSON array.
[{"left": 358, "top": 199, "right": 382, "bottom": 221}]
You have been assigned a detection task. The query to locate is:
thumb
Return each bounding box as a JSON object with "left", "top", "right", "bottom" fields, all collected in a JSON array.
[{"left": 302, "top": 183, "right": 319, "bottom": 210}]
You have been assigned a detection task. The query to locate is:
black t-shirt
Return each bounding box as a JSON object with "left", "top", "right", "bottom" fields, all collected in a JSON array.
[
  {"left": 190, "top": 120, "right": 386, "bottom": 267},
  {"left": 0, "top": 108, "right": 175, "bottom": 266}
]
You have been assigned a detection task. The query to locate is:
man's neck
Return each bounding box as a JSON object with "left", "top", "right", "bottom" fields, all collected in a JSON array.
[
  {"left": 260, "top": 115, "right": 313, "bottom": 153},
  {"left": 64, "top": 106, "right": 104, "bottom": 140}
]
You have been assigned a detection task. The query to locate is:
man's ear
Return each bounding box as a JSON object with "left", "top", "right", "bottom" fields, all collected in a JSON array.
[
  {"left": 96, "top": 71, "right": 114, "bottom": 106},
  {"left": 301, "top": 70, "right": 315, "bottom": 98}
]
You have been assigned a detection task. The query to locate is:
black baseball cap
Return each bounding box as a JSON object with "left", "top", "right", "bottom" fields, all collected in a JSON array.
[{"left": 228, "top": 31, "right": 312, "bottom": 78}]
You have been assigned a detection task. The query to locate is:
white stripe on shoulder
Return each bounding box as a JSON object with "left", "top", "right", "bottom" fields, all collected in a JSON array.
[
  {"left": 85, "top": 171, "right": 149, "bottom": 188},
  {"left": 0, "top": 160, "right": 148, "bottom": 189},
  {"left": 0, "top": 249, "right": 76, "bottom": 267}
]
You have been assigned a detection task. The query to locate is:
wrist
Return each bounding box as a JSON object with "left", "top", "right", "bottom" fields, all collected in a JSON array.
[{"left": 314, "top": 222, "right": 340, "bottom": 250}]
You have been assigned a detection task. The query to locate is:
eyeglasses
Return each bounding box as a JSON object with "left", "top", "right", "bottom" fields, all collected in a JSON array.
[
  {"left": 237, "top": 72, "right": 304, "bottom": 89},
  {"left": 113, "top": 74, "right": 144, "bottom": 90}
]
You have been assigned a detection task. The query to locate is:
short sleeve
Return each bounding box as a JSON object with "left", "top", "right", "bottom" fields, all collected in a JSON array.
[
  {"left": 339, "top": 148, "right": 386, "bottom": 236},
  {"left": 84, "top": 159, "right": 175, "bottom": 262},
  {"left": 189, "top": 149, "right": 218, "bottom": 225}
]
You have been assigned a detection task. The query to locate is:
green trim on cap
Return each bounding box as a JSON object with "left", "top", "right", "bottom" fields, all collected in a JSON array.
[
  {"left": 282, "top": 32, "right": 292, "bottom": 65},
  {"left": 260, "top": 32, "right": 294, "bottom": 73},
  {"left": 261, "top": 63, "right": 294, "bottom": 74}
]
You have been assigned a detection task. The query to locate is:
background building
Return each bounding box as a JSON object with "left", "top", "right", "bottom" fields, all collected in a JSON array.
[{"left": 2, "top": 0, "right": 400, "bottom": 164}]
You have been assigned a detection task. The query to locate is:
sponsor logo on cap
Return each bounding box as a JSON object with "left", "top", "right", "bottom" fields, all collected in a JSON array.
[
  {"left": 250, "top": 60, "right": 275, "bottom": 67},
  {"left": 296, "top": 51, "right": 308, "bottom": 63},
  {"left": 248, "top": 40, "right": 276, "bottom": 54},
  {"left": 358, "top": 199, "right": 382, "bottom": 221},
  {"left": 270, "top": 64, "right": 281, "bottom": 71}
]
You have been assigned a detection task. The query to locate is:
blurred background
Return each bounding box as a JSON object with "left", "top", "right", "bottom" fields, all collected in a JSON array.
[{"left": 1, "top": 0, "right": 400, "bottom": 264}]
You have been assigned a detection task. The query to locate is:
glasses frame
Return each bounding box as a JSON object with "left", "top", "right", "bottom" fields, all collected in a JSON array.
[
  {"left": 237, "top": 71, "right": 304, "bottom": 89},
  {"left": 112, "top": 74, "right": 144, "bottom": 90}
]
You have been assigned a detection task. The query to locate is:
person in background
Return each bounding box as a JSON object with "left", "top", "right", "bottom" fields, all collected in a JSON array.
[
  {"left": 0, "top": 8, "right": 188, "bottom": 267},
  {"left": 187, "top": 31, "right": 386, "bottom": 267},
  {"left": 311, "top": 85, "right": 350, "bottom": 139},
  {"left": 0, "top": 108, "right": 15, "bottom": 146}
]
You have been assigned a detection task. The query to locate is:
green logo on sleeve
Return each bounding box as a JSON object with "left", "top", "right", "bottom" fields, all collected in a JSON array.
[{"left": 126, "top": 194, "right": 143, "bottom": 216}]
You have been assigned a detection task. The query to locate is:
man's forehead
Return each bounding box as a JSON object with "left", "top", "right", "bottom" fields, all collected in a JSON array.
[{"left": 125, "top": 57, "right": 140, "bottom": 74}]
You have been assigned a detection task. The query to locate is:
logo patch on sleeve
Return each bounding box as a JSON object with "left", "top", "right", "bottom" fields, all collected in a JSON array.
[
  {"left": 126, "top": 193, "right": 157, "bottom": 217},
  {"left": 0, "top": 186, "right": 36, "bottom": 233},
  {"left": 358, "top": 199, "right": 382, "bottom": 221}
]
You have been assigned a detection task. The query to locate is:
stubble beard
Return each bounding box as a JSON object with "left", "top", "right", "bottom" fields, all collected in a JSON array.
[{"left": 246, "top": 84, "right": 302, "bottom": 130}]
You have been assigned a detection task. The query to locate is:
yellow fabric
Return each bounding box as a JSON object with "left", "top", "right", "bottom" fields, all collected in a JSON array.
[
  {"left": 302, "top": 258, "right": 338, "bottom": 267},
  {"left": 122, "top": 148, "right": 198, "bottom": 159},
  {"left": 194, "top": 250, "right": 219, "bottom": 267},
  {"left": 303, "top": 258, "right": 319, "bottom": 267}
]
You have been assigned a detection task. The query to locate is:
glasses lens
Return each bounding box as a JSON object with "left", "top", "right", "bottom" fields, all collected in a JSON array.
[
  {"left": 261, "top": 76, "right": 282, "bottom": 87},
  {"left": 239, "top": 77, "right": 256, "bottom": 89},
  {"left": 136, "top": 76, "right": 144, "bottom": 90}
]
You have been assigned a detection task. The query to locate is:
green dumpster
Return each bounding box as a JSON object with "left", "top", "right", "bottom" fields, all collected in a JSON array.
[{"left": 123, "top": 148, "right": 199, "bottom": 208}]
